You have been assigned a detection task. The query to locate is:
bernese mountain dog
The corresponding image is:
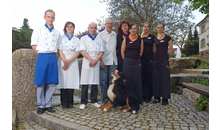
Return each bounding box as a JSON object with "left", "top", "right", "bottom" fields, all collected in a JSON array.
[{"left": 98, "top": 70, "right": 139, "bottom": 114}]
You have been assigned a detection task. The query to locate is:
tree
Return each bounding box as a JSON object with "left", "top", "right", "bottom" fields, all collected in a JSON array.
[
  {"left": 182, "top": 26, "right": 193, "bottom": 55},
  {"left": 192, "top": 27, "right": 199, "bottom": 54},
  {"left": 172, "top": 0, "right": 209, "bottom": 14},
  {"left": 21, "top": 18, "right": 30, "bottom": 29},
  {"left": 182, "top": 26, "right": 199, "bottom": 56},
  {"left": 12, "top": 18, "right": 32, "bottom": 52},
  {"left": 100, "top": 0, "right": 194, "bottom": 52}
]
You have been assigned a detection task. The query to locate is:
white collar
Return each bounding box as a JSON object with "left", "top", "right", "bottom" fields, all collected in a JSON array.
[{"left": 104, "top": 29, "right": 114, "bottom": 35}]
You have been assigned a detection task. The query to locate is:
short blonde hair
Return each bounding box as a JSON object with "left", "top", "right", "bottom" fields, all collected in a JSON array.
[{"left": 44, "top": 9, "right": 55, "bottom": 16}]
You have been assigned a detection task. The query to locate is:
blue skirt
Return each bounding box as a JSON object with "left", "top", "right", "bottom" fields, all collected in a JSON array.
[{"left": 34, "top": 53, "right": 58, "bottom": 85}]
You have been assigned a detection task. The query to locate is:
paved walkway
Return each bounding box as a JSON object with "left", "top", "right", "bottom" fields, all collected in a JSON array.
[{"left": 18, "top": 93, "right": 209, "bottom": 130}]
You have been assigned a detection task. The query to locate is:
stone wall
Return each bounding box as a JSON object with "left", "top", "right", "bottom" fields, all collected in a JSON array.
[
  {"left": 169, "top": 58, "right": 201, "bottom": 74},
  {"left": 12, "top": 49, "right": 84, "bottom": 121},
  {"left": 12, "top": 49, "right": 38, "bottom": 121},
  {"left": 199, "top": 49, "right": 209, "bottom": 59}
]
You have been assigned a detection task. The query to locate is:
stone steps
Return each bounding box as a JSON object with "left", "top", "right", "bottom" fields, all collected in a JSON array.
[
  {"left": 16, "top": 121, "right": 49, "bottom": 130},
  {"left": 183, "top": 69, "right": 209, "bottom": 74},
  {"left": 31, "top": 109, "right": 91, "bottom": 130}
]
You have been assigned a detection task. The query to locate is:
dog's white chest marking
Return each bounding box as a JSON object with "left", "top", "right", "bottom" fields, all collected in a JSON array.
[
  {"left": 107, "top": 84, "right": 114, "bottom": 102},
  {"left": 107, "top": 74, "right": 117, "bottom": 102}
]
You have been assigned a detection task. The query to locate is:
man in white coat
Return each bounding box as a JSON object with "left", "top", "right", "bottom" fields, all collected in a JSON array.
[
  {"left": 97, "top": 18, "right": 118, "bottom": 104},
  {"left": 79, "top": 22, "right": 104, "bottom": 110},
  {"left": 31, "top": 9, "right": 61, "bottom": 114}
]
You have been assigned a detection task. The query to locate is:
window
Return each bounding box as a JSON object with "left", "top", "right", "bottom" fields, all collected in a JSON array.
[
  {"left": 201, "top": 25, "right": 205, "bottom": 33},
  {"left": 201, "top": 25, "right": 205, "bottom": 34},
  {"left": 201, "top": 39, "right": 206, "bottom": 49}
]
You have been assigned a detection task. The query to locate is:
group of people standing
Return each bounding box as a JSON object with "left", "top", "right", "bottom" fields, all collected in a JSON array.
[{"left": 31, "top": 9, "right": 173, "bottom": 115}]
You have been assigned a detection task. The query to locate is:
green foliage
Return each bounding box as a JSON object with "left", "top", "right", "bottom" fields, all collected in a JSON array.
[
  {"left": 21, "top": 18, "right": 30, "bottom": 29},
  {"left": 195, "top": 94, "right": 209, "bottom": 110},
  {"left": 171, "top": 0, "right": 209, "bottom": 14},
  {"left": 191, "top": 78, "right": 209, "bottom": 110},
  {"left": 199, "top": 78, "right": 209, "bottom": 86},
  {"left": 191, "top": 78, "right": 209, "bottom": 86},
  {"left": 197, "top": 58, "right": 209, "bottom": 69},
  {"left": 181, "top": 54, "right": 186, "bottom": 57},
  {"left": 12, "top": 18, "right": 32, "bottom": 52},
  {"left": 171, "top": 54, "right": 176, "bottom": 58},
  {"left": 182, "top": 27, "right": 199, "bottom": 56}
]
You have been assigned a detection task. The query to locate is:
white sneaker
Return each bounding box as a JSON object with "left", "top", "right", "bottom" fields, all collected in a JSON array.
[
  {"left": 92, "top": 103, "right": 101, "bottom": 108},
  {"left": 79, "top": 104, "right": 86, "bottom": 110}
]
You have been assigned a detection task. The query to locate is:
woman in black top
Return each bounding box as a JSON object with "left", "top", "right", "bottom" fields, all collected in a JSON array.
[
  {"left": 116, "top": 20, "right": 131, "bottom": 72},
  {"left": 152, "top": 22, "right": 173, "bottom": 105},
  {"left": 121, "top": 24, "right": 144, "bottom": 104},
  {"left": 141, "top": 22, "right": 155, "bottom": 103}
]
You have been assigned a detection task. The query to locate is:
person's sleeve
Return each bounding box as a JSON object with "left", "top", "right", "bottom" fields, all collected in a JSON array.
[
  {"left": 57, "top": 34, "right": 63, "bottom": 50},
  {"left": 99, "top": 39, "right": 104, "bottom": 53},
  {"left": 75, "top": 38, "right": 80, "bottom": 52},
  {"left": 30, "top": 28, "right": 39, "bottom": 46},
  {"left": 80, "top": 37, "right": 86, "bottom": 51}
]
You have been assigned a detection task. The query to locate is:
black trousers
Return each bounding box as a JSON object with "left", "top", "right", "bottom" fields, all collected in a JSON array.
[
  {"left": 60, "top": 89, "right": 74, "bottom": 107},
  {"left": 81, "top": 85, "right": 98, "bottom": 105}
]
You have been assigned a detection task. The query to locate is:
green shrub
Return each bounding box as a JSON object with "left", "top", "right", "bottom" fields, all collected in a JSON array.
[
  {"left": 181, "top": 54, "right": 186, "bottom": 57},
  {"left": 195, "top": 95, "right": 209, "bottom": 111},
  {"left": 171, "top": 54, "right": 176, "bottom": 58}
]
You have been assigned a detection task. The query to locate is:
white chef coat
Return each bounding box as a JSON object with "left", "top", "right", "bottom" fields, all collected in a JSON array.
[
  {"left": 97, "top": 29, "right": 118, "bottom": 65},
  {"left": 31, "top": 25, "right": 61, "bottom": 53},
  {"left": 80, "top": 35, "right": 104, "bottom": 85},
  {"left": 56, "top": 34, "right": 80, "bottom": 89}
]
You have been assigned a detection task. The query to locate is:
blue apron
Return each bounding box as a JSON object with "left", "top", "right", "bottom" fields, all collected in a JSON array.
[{"left": 34, "top": 53, "right": 58, "bottom": 85}]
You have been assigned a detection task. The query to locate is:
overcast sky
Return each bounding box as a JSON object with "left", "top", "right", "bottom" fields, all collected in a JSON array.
[{"left": 12, "top": 0, "right": 206, "bottom": 35}]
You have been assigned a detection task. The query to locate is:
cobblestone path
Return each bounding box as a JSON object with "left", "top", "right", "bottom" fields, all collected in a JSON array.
[{"left": 18, "top": 93, "right": 209, "bottom": 130}]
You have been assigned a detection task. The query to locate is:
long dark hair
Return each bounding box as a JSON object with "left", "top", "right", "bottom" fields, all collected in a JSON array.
[
  {"left": 63, "top": 21, "right": 75, "bottom": 34},
  {"left": 116, "top": 20, "right": 131, "bottom": 35}
]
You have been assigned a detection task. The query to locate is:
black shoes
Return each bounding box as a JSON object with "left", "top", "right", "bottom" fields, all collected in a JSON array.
[
  {"left": 152, "top": 97, "right": 169, "bottom": 105},
  {"left": 46, "top": 107, "right": 56, "bottom": 113},
  {"left": 152, "top": 97, "right": 161, "bottom": 104},
  {"left": 37, "top": 107, "right": 56, "bottom": 114},
  {"left": 162, "top": 98, "right": 168, "bottom": 106},
  {"left": 62, "top": 105, "right": 73, "bottom": 109},
  {"left": 37, "top": 108, "right": 45, "bottom": 115}
]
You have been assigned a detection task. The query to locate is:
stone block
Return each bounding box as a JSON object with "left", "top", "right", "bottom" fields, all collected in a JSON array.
[
  {"left": 12, "top": 109, "right": 16, "bottom": 130},
  {"left": 182, "top": 88, "right": 200, "bottom": 103},
  {"left": 169, "top": 58, "right": 201, "bottom": 74},
  {"left": 12, "top": 49, "right": 38, "bottom": 121}
]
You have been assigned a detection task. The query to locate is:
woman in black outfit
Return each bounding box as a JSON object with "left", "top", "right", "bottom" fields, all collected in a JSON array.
[
  {"left": 152, "top": 22, "right": 173, "bottom": 105},
  {"left": 141, "top": 22, "right": 155, "bottom": 103},
  {"left": 121, "top": 24, "right": 144, "bottom": 104},
  {"left": 116, "top": 20, "right": 131, "bottom": 72}
]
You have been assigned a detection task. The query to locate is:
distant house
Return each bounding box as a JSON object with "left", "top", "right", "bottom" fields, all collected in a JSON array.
[{"left": 196, "top": 15, "right": 209, "bottom": 58}]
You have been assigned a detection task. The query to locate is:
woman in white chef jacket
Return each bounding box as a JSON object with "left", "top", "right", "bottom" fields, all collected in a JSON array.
[
  {"left": 79, "top": 22, "right": 104, "bottom": 110},
  {"left": 56, "top": 22, "right": 80, "bottom": 109}
]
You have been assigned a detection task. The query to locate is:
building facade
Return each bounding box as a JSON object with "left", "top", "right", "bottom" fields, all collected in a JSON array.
[{"left": 196, "top": 15, "right": 209, "bottom": 58}]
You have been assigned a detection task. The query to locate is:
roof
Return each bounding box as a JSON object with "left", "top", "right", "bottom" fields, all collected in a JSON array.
[{"left": 196, "top": 14, "right": 209, "bottom": 26}]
